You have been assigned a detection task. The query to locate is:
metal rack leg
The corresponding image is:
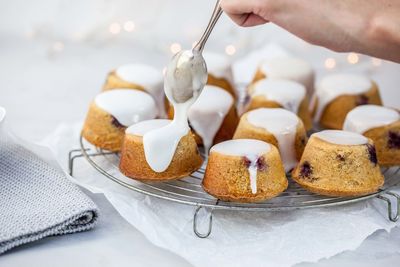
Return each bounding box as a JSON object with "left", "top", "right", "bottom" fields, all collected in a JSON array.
[
  {"left": 376, "top": 191, "right": 400, "bottom": 222},
  {"left": 193, "top": 205, "right": 214, "bottom": 238},
  {"left": 68, "top": 149, "right": 88, "bottom": 176}
]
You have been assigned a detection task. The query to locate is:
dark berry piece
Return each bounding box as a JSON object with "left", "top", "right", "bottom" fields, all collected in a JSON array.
[
  {"left": 299, "top": 161, "right": 313, "bottom": 179},
  {"left": 336, "top": 154, "right": 346, "bottom": 161},
  {"left": 388, "top": 131, "right": 400, "bottom": 149},
  {"left": 366, "top": 144, "right": 378, "bottom": 166},
  {"left": 242, "top": 156, "right": 252, "bottom": 168},
  {"left": 300, "top": 136, "right": 307, "bottom": 146},
  {"left": 111, "top": 116, "right": 125, "bottom": 129},
  {"left": 256, "top": 156, "right": 267, "bottom": 171},
  {"left": 243, "top": 94, "right": 251, "bottom": 105},
  {"left": 356, "top": 95, "right": 369, "bottom": 106}
]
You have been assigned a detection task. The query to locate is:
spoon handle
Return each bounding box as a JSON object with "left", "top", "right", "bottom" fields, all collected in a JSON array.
[{"left": 193, "top": 0, "right": 223, "bottom": 53}]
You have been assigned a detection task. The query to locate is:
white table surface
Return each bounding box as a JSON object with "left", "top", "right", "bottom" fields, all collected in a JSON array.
[{"left": 1, "top": 33, "right": 400, "bottom": 267}]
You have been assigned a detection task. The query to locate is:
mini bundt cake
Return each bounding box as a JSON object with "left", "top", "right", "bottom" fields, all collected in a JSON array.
[
  {"left": 168, "top": 85, "right": 239, "bottom": 151},
  {"left": 102, "top": 63, "right": 166, "bottom": 117},
  {"left": 119, "top": 119, "right": 203, "bottom": 181},
  {"left": 292, "top": 130, "right": 384, "bottom": 197},
  {"left": 252, "top": 57, "right": 315, "bottom": 96},
  {"left": 202, "top": 139, "right": 288, "bottom": 203},
  {"left": 234, "top": 108, "right": 307, "bottom": 172},
  {"left": 311, "top": 73, "right": 382, "bottom": 129},
  {"left": 246, "top": 79, "right": 312, "bottom": 130},
  {"left": 203, "top": 52, "right": 236, "bottom": 98},
  {"left": 82, "top": 89, "right": 157, "bottom": 151},
  {"left": 344, "top": 105, "right": 400, "bottom": 166}
]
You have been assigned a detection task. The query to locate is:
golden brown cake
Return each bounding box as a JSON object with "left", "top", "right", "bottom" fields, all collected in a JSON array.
[
  {"left": 292, "top": 130, "right": 384, "bottom": 197},
  {"left": 246, "top": 79, "right": 312, "bottom": 130},
  {"left": 102, "top": 63, "right": 167, "bottom": 117},
  {"left": 202, "top": 139, "right": 288, "bottom": 202},
  {"left": 252, "top": 57, "right": 315, "bottom": 97},
  {"left": 203, "top": 52, "right": 236, "bottom": 98},
  {"left": 233, "top": 108, "right": 307, "bottom": 172},
  {"left": 343, "top": 105, "right": 400, "bottom": 166},
  {"left": 168, "top": 85, "right": 239, "bottom": 151},
  {"left": 119, "top": 119, "right": 203, "bottom": 181},
  {"left": 311, "top": 73, "right": 382, "bottom": 130},
  {"left": 82, "top": 89, "right": 157, "bottom": 151}
]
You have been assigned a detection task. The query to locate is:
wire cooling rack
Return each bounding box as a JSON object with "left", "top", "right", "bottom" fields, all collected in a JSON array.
[{"left": 69, "top": 135, "right": 400, "bottom": 238}]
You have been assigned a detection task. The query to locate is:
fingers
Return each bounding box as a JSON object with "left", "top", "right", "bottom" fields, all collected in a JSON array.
[
  {"left": 230, "top": 13, "right": 269, "bottom": 27},
  {"left": 220, "top": 0, "right": 271, "bottom": 26}
]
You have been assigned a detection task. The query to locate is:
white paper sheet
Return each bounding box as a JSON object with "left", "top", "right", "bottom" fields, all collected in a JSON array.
[{"left": 41, "top": 122, "right": 400, "bottom": 267}]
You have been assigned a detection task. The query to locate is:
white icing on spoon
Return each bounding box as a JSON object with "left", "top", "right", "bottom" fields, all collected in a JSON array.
[
  {"left": 312, "top": 130, "right": 368, "bottom": 145},
  {"left": 247, "top": 108, "right": 299, "bottom": 172},
  {"left": 211, "top": 139, "right": 271, "bottom": 194},
  {"left": 260, "top": 57, "right": 314, "bottom": 95},
  {"left": 142, "top": 50, "right": 207, "bottom": 173},
  {"left": 343, "top": 105, "right": 400, "bottom": 134},
  {"left": 116, "top": 63, "right": 166, "bottom": 118},
  {"left": 313, "top": 73, "right": 372, "bottom": 122},
  {"left": 188, "top": 85, "right": 234, "bottom": 152},
  {"left": 252, "top": 79, "right": 306, "bottom": 114},
  {"left": 94, "top": 89, "right": 157, "bottom": 126}
]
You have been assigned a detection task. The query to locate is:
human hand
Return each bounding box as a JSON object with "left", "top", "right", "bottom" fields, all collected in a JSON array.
[{"left": 220, "top": 0, "right": 400, "bottom": 62}]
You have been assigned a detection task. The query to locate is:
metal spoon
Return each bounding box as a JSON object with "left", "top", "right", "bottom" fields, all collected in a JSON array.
[{"left": 165, "top": 0, "right": 223, "bottom": 104}]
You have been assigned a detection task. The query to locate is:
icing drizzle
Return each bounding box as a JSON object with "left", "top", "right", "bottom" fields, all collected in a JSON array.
[
  {"left": 343, "top": 105, "right": 400, "bottom": 134},
  {"left": 313, "top": 74, "right": 372, "bottom": 121},
  {"left": 252, "top": 79, "right": 306, "bottom": 114},
  {"left": 247, "top": 108, "right": 299, "bottom": 171},
  {"left": 116, "top": 63, "right": 166, "bottom": 117},
  {"left": 260, "top": 57, "right": 314, "bottom": 95},
  {"left": 94, "top": 89, "right": 157, "bottom": 127},
  {"left": 141, "top": 50, "right": 207, "bottom": 172},
  {"left": 313, "top": 130, "right": 368, "bottom": 145},
  {"left": 202, "top": 52, "right": 233, "bottom": 82},
  {"left": 188, "top": 85, "right": 234, "bottom": 152},
  {"left": 211, "top": 139, "right": 271, "bottom": 194}
]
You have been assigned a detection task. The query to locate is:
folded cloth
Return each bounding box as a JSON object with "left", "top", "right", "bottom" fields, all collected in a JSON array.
[{"left": 0, "top": 133, "right": 99, "bottom": 254}]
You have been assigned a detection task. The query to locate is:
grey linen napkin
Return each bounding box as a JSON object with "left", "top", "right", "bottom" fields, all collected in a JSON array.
[{"left": 0, "top": 135, "right": 99, "bottom": 254}]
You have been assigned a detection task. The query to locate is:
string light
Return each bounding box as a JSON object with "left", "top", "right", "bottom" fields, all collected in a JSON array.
[
  {"left": 109, "top": 22, "right": 121, "bottom": 34},
  {"left": 324, "top": 58, "right": 336, "bottom": 69},
  {"left": 170, "top": 43, "right": 181, "bottom": 54},
  {"left": 123, "top": 21, "right": 135, "bottom": 32},
  {"left": 347, "top": 53, "right": 359, "bottom": 64},
  {"left": 371, "top": 58, "right": 382, "bottom": 66},
  {"left": 225, "top": 44, "right": 236, "bottom": 56}
]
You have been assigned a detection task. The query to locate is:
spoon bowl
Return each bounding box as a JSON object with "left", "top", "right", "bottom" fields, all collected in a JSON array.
[{"left": 165, "top": 50, "right": 208, "bottom": 104}]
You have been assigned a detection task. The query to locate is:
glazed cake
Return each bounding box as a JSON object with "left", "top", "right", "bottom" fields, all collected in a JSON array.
[
  {"left": 292, "top": 130, "right": 384, "bottom": 196},
  {"left": 202, "top": 139, "right": 288, "bottom": 203},
  {"left": 234, "top": 108, "right": 307, "bottom": 172},
  {"left": 169, "top": 85, "right": 239, "bottom": 151},
  {"left": 102, "top": 63, "right": 166, "bottom": 117},
  {"left": 246, "top": 79, "right": 312, "bottom": 130},
  {"left": 311, "top": 73, "right": 382, "bottom": 129},
  {"left": 203, "top": 52, "right": 236, "bottom": 98},
  {"left": 344, "top": 105, "right": 400, "bottom": 166},
  {"left": 252, "top": 57, "right": 315, "bottom": 96},
  {"left": 82, "top": 89, "right": 157, "bottom": 151},
  {"left": 119, "top": 119, "right": 203, "bottom": 180}
]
